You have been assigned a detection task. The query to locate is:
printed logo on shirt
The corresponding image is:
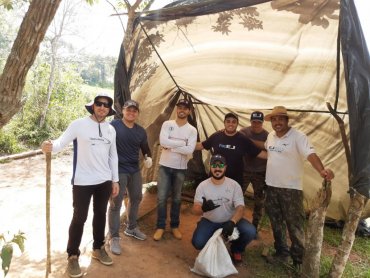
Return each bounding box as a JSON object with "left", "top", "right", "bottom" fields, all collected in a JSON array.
[
  {"left": 169, "top": 126, "right": 174, "bottom": 131},
  {"left": 218, "top": 144, "right": 236, "bottom": 150},
  {"left": 268, "top": 145, "right": 284, "bottom": 153},
  {"left": 212, "top": 197, "right": 231, "bottom": 206},
  {"left": 90, "top": 137, "right": 111, "bottom": 145}
]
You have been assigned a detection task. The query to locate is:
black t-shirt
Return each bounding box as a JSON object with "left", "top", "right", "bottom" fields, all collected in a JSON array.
[{"left": 202, "top": 131, "right": 261, "bottom": 185}]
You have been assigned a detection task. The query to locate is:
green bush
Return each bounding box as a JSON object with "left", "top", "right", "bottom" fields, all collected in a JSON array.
[
  {"left": 0, "top": 129, "right": 24, "bottom": 155},
  {"left": 0, "top": 231, "right": 26, "bottom": 277}
]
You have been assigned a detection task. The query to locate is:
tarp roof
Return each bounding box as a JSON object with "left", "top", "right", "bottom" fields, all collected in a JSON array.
[{"left": 114, "top": 0, "right": 370, "bottom": 220}]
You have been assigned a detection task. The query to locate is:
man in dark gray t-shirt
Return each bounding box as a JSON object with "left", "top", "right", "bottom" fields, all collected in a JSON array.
[{"left": 239, "top": 111, "right": 268, "bottom": 229}]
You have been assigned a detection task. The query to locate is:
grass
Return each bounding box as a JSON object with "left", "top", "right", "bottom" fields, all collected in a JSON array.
[{"left": 243, "top": 198, "right": 370, "bottom": 278}]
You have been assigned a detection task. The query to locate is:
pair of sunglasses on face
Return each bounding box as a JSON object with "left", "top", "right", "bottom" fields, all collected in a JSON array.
[
  {"left": 94, "top": 100, "right": 111, "bottom": 108},
  {"left": 210, "top": 163, "right": 225, "bottom": 169}
]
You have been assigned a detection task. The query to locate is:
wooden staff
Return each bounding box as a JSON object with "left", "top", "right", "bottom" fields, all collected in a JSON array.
[{"left": 45, "top": 152, "right": 51, "bottom": 277}]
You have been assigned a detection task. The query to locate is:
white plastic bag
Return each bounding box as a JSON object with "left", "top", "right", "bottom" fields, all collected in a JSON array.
[{"left": 191, "top": 228, "right": 238, "bottom": 278}]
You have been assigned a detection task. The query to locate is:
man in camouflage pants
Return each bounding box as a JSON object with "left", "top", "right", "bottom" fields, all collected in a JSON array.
[
  {"left": 263, "top": 106, "right": 334, "bottom": 271},
  {"left": 240, "top": 111, "right": 269, "bottom": 230}
]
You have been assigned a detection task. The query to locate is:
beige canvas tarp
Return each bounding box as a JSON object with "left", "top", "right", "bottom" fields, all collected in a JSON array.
[{"left": 115, "top": 0, "right": 370, "bottom": 220}]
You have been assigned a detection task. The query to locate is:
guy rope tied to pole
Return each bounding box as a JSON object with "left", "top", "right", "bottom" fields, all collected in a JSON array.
[{"left": 45, "top": 152, "right": 51, "bottom": 277}]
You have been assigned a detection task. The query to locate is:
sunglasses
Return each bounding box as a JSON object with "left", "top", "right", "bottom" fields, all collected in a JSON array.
[
  {"left": 210, "top": 163, "right": 225, "bottom": 169},
  {"left": 94, "top": 100, "right": 111, "bottom": 108}
]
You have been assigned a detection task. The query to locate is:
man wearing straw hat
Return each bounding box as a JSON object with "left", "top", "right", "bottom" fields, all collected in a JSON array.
[{"left": 263, "top": 106, "right": 334, "bottom": 271}]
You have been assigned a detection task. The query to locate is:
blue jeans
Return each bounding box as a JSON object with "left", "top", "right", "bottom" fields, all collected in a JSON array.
[
  {"left": 192, "top": 218, "right": 256, "bottom": 253},
  {"left": 108, "top": 171, "right": 142, "bottom": 237},
  {"left": 156, "top": 165, "right": 186, "bottom": 229}
]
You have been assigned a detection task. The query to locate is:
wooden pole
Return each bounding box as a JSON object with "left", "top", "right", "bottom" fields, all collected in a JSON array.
[
  {"left": 45, "top": 152, "right": 51, "bottom": 277},
  {"left": 302, "top": 180, "right": 332, "bottom": 278}
]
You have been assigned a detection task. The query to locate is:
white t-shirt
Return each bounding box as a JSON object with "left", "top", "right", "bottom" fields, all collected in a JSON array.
[
  {"left": 194, "top": 177, "right": 245, "bottom": 223},
  {"left": 52, "top": 116, "right": 119, "bottom": 185},
  {"left": 159, "top": 120, "right": 197, "bottom": 169},
  {"left": 265, "top": 127, "right": 315, "bottom": 190}
]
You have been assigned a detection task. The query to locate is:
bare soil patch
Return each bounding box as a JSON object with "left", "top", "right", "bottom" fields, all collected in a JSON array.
[{"left": 1, "top": 152, "right": 259, "bottom": 278}]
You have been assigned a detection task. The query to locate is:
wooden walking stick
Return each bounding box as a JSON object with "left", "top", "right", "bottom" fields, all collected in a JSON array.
[{"left": 45, "top": 152, "right": 51, "bottom": 277}]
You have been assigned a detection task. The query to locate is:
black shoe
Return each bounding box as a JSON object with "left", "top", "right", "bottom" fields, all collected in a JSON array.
[
  {"left": 265, "top": 252, "right": 290, "bottom": 265},
  {"left": 292, "top": 261, "right": 302, "bottom": 274}
]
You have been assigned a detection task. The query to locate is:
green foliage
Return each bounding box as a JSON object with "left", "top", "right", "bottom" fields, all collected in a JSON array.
[
  {"left": 320, "top": 226, "right": 370, "bottom": 277},
  {"left": 0, "top": 231, "right": 26, "bottom": 277},
  {"left": 78, "top": 55, "right": 115, "bottom": 88},
  {"left": 0, "top": 128, "right": 24, "bottom": 155},
  {"left": 0, "top": 0, "right": 28, "bottom": 10},
  {"left": 2, "top": 62, "right": 90, "bottom": 150}
]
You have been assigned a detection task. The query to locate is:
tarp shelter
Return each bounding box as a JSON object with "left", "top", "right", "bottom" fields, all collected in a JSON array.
[{"left": 114, "top": 0, "right": 370, "bottom": 220}]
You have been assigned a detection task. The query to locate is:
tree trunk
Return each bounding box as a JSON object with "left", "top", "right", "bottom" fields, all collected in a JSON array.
[
  {"left": 0, "top": 0, "right": 62, "bottom": 129},
  {"left": 302, "top": 180, "right": 332, "bottom": 278},
  {"left": 39, "top": 42, "right": 57, "bottom": 127},
  {"left": 329, "top": 191, "right": 368, "bottom": 277}
]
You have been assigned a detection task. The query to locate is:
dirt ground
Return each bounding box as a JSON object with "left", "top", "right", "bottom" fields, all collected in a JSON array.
[{"left": 0, "top": 151, "right": 274, "bottom": 278}]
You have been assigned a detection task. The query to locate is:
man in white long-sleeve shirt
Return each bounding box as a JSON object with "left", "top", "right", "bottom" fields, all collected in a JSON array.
[
  {"left": 41, "top": 93, "right": 119, "bottom": 278},
  {"left": 153, "top": 99, "right": 197, "bottom": 241}
]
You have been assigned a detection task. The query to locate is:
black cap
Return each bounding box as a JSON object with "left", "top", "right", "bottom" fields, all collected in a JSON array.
[
  {"left": 123, "top": 100, "right": 139, "bottom": 111},
  {"left": 224, "top": 112, "right": 238, "bottom": 122},
  {"left": 250, "top": 111, "right": 264, "bottom": 122},
  {"left": 176, "top": 99, "right": 191, "bottom": 108},
  {"left": 210, "top": 154, "right": 227, "bottom": 165}
]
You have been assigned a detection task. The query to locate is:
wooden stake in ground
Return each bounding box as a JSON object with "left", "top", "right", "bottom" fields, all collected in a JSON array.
[
  {"left": 326, "top": 102, "right": 369, "bottom": 277},
  {"left": 45, "top": 152, "right": 51, "bottom": 277},
  {"left": 302, "top": 180, "right": 332, "bottom": 278},
  {"left": 329, "top": 191, "right": 368, "bottom": 277}
]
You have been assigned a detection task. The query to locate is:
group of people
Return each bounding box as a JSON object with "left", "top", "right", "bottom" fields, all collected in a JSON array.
[{"left": 41, "top": 94, "right": 334, "bottom": 277}]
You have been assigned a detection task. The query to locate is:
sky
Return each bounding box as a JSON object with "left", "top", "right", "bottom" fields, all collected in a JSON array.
[
  {"left": 73, "top": 0, "right": 370, "bottom": 57},
  {"left": 73, "top": 0, "right": 174, "bottom": 57}
]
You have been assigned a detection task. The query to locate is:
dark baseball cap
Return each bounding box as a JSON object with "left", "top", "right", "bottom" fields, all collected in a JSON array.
[
  {"left": 210, "top": 154, "right": 227, "bottom": 165},
  {"left": 250, "top": 111, "right": 264, "bottom": 122},
  {"left": 123, "top": 100, "right": 139, "bottom": 111},
  {"left": 224, "top": 112, "right": 238, "bottom": 122},
  {"left": 176, "top": 99, "right": 191, "bottom": 108}
]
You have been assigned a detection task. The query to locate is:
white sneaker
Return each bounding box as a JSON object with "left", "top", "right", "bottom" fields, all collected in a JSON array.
[
  {"left": 109, "top": 237, "right": 121, "bottom": 255},
  {"left": 124, "top": 227, "right": 147, "bottom": 240}
]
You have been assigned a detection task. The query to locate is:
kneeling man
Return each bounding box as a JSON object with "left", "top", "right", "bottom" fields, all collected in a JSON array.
[{"left": 191, "top": 154, "right": 256, "bottom": 264}]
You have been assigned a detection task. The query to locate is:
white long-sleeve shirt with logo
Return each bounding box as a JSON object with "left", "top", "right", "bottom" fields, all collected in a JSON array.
[
  {"left": 159, "top": 120, "right": 197, "bottom": 169},
  {"left": 52, "top": 116, "right": 119, "bottom": 185}
]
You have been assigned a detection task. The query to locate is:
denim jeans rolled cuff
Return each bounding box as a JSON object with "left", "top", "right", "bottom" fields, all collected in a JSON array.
[
  {"left": 191, "top": 217, "right": 256, "bottom": 253},
  {"left": 156, "top": 165, "right": 186, "bottom": 229}
]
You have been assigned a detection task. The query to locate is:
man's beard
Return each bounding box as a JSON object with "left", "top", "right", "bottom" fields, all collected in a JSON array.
[
  {"left": 211, "top": 171, "right": 225, "bottom": 180},
  {"left": 224, "top": 128, "right": 236, "bottom": 135}
]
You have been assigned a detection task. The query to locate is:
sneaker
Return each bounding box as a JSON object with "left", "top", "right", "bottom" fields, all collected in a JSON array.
[
  {"left": 292, "top": 261, "right": 302, "bottom": 274},
  {"left": 265, "top": 252, "right": 290, "bottom": 265},
  {"left": 172, "top": 228, "right": 182, "bottom": 240},
  {"left": 92, "top": 246, "right": 113, "bottom": 266},
  {"left": 67, "top": 255, "right": 82, "bottom": 278},
  {"left": 231, "top": 252, "right": 243, "bottom": 266},
  {"left": 109, "top": 237, "right": 121, "bottom": 255},
  {"left": 153, "top": 229, "right": 164, "bottom": 241},
  {"left": 124, "top": 227, "right": 147, "bottom": 240}
]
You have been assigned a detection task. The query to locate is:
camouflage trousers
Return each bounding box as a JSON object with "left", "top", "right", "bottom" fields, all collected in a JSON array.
[
  {"left": 265, "top": 186, "right": 305, "bottom": 264},
  {"left": 243, "top": 171, "right": 266, "bottom": 227}
]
